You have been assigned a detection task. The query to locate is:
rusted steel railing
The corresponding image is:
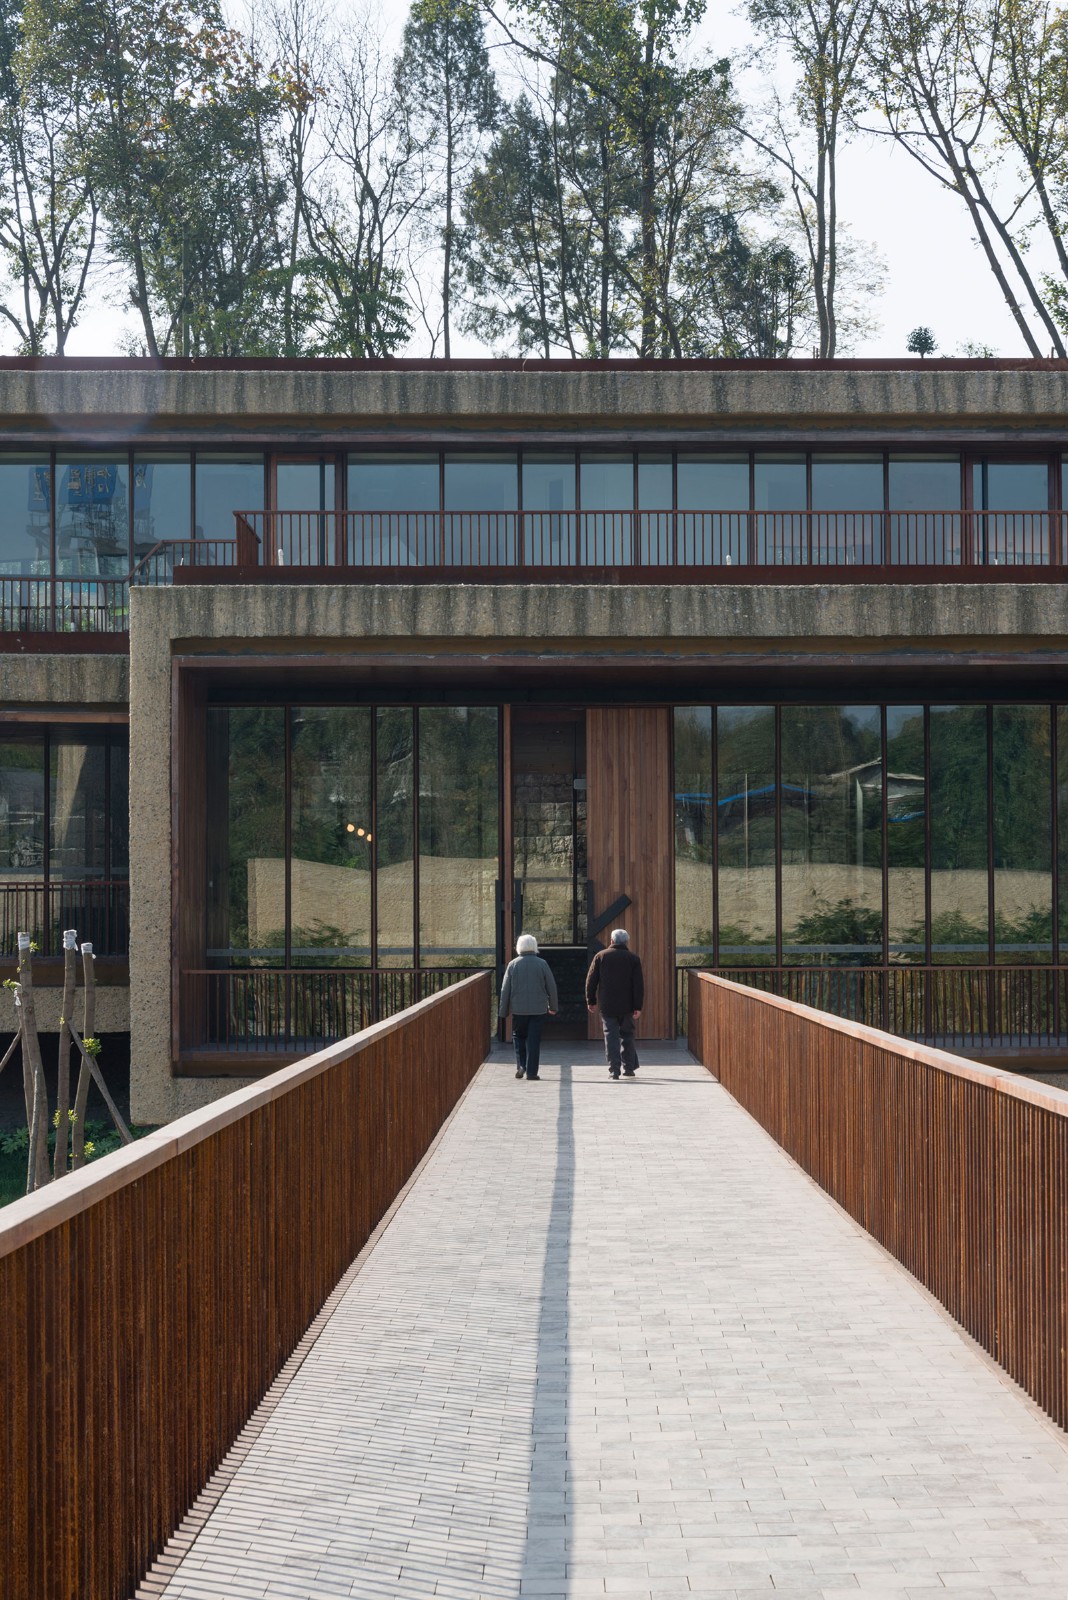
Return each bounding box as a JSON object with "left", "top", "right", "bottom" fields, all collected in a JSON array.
[
  {"left": 687, "top": 969, "right": 1068, "bottom": 1430},
  {"left": 0, "top": 971, "right": 491, "bottom": 1600},
  {"left": 0, "top": 879, "right": 130, "bottom": 958}
]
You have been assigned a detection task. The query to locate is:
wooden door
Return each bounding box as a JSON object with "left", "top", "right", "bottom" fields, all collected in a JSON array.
[{"left": 586, "top": 707, "right": 674, "bottom": 1039}]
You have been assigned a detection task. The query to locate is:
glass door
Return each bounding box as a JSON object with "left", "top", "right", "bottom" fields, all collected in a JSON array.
[
  {"left": 511, "top": 709, "right": 588, "bottom": 1035},
  {"left": 273, "top": 456, "right": 338, "bottom": 565}
]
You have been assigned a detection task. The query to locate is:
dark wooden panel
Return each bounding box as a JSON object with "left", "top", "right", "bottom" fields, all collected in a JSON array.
[
  {"left": 586, "top": 707, "right": 674, "bottom": 1040},
  {"left": 0, "top": 972, "right": 490, "bottom": 1600}
]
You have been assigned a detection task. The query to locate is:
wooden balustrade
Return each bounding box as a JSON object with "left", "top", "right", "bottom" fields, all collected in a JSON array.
[
  {"left": 0, "top": 971, "right": 491, "bottom": 1600},
  {"left": 687, "top": 969, "right": 1068, "bottom": 1430}
]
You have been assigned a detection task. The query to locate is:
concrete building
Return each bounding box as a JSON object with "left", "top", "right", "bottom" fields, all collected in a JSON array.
[{"left": 2, "top": 356, "right": 1068, "bottom": 1122}]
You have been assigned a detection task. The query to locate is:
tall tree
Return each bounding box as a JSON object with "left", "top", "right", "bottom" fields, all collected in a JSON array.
[
  {"left": 744, "top": 0, "right": 876, "bottom": 355},
  {"left": 0, "top": 0, "right": 97, "bottom": 352},
  {"left": 395, "top": 0, "right": 500, "bottom": 356}
]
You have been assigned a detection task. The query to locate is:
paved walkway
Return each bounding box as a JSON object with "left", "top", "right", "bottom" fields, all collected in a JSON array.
[{"left": 149, "top": 1045, "right": 1068, "bottom": 1600}]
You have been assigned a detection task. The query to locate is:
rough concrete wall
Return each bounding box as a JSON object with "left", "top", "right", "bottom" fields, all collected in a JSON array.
[
  {"left": 0, "top": 984, "right": 128, "bottom": 1033},
  {"left": 0, "top": 653, "right": 128, "bottom": 710},
  {"left": 3, "top": 366, "right": 1068, "bottom": 440}
]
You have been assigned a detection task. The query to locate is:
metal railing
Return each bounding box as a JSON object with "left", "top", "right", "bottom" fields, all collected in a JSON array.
[
  {"left": 0, "top": 575, "right": 129, "bottom": 633},
  {"left": 676, "top": 962, "right": 1068, "bottom": 1046},
  {"left": 0, "top": 971, "right": 491, "bottom": 1600},
  {"left": 238, "top": 507, "right": 1067, "bottom": 571},
  {"left": 180, "top": 965, "right": 485, "bottom": 1054},
  {"left": 0, "top": 879, "right": 130, "bottom": 958},
  {"left": 687, "top": 969, "right": 1068, "bottom": 1430}
]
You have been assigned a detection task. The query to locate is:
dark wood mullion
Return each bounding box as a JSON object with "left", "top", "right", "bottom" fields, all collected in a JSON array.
[
  {"left": 987, "top": 703, "right": 996, "bottom": 970},
  {"left": 711, "top": 705, "right": 719, "bottom": 969},
  {"left": 413, "top": 707, "right": 421, "bottom": 971},
  {"left": 880, "top": 704, "right": 889, "bottom": 1029},
  {"left": 370, "top": 707, "right": 378, "bottom": 972},
  {"left": 774, "top": 705, "right": 783, "bottom": 968}
]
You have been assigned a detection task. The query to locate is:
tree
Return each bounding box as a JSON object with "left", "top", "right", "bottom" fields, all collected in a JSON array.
[
  {"left": 868, "top": 0, "right": 1067, "bottom": 356},
  {"left": 396, "top": 0, "right": 500, "bottom": 356},
  {"left": 745, "top": 0, "right": 877, "bottom": 356},
  {"left": 906, "top": 323, "right": 937, "bottom": 354},
  {"left": 0, "top": 0, "right": 97, "bottom": 352}
]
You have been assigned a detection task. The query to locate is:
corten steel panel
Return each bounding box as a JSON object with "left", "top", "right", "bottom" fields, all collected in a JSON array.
[
  {"left": 688, "top": 970, "right": 1068, "bottom": 1432},
  {"left": 586, "top": 707, "right": 674, "bottom": 1040},
  {"left": 0, "top": 973, "right": 490, "bottom": 1600}
]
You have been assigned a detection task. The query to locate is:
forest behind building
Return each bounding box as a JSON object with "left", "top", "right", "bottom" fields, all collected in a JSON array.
[{"left": 3, "top": 0, "right": 1068, "bottom": 360}]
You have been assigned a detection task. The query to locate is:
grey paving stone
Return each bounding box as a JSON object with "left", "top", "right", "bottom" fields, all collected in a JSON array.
[{"left": 150, "top": 1045, "right": 1068, "bottom": 1600}]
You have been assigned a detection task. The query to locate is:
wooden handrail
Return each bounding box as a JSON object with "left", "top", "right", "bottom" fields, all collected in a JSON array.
[
  {"left": 0, "top": 971, "right": 491, "bottom": 1600},
  {"left": 687, "top": 970, "right": 1068, "bottom": 1429}
]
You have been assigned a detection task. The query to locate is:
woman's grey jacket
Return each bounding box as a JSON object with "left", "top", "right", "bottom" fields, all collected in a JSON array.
[{"left": 499, "top": 951, "right": 559, "bottom": 1016}]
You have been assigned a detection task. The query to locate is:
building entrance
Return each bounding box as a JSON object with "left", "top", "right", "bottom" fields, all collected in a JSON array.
[{"left": 510, "top": 709, "right": 589, "bottom": 1036}]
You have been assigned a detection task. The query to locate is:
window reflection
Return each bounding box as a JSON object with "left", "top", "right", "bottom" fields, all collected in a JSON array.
[
  {"left": 376, "top": 708, "right": 415, "bottom": 967},
  {"left": 195, "top": 455, "right": 264, "bottom": 543},
  {"left": 206, "top": 707, "right": 286, "bottom": 965},
  {"left": 290, "top": 708, "right": 372, "bottom": 967},
  {"left": 754, "top": 457, "right": 805, "bottom": 562},
  {"left": 930, "top": 706, "right": 988, "bottom": 961},
  {"left": 580, "top": 454, "right": 633, "bottom": 563},
  {"left": 418, "top": 707, "right": 499, "bottom": 967},
  {"left": 810, "top": 456, "right": 883, "bottom": 564},
  {"left": 523, "top": 455, "right": 575, "bottom": 564},
  {"left": 56, "top": 456, "right": 129, "bottom": 577},
  {"left": 0, "top": 457, "right": 49, "bottom": 577},
  {"left": 133, "top": 455, "right": 191, "bottom": 561},
  {"left": 973, "top": 460, "right": 1050, "bottom": 564},
  {"left": 993, "top": 706, "right": 1051, "bottom": 962},
  {"left": 674, "top": 708, "right": 713, "bottom": 965},
  {"left": 888, "top": 457, "right": 960, "bottom": 563},
  {"left": 885, "top": 707, "right": 926, "bottom": 962},
  {"left": 638, "top": 455, "right": 672, "bottom": 563},
  {"left": 677, "top": 457, "right": 747, "bottom": 564},
  {"left": 716, "top": 708, "right": 776, "bottom": 964},
  {"left": 348, "top": 454, "right": 438, "bottom": 565},
  {"left": 780, "top": 707, "right": 882, "bottom": 964},
  {"left": 443, "top": 455, "right": 517, "bottom": 563}
]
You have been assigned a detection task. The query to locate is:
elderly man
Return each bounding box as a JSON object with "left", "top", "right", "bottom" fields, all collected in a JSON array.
[
  {"left": 499, "top": 933, "right": 558, "bottom": 1081},
  {"left": 585, "top": 927, "right": 644, "bottom": 1079}
]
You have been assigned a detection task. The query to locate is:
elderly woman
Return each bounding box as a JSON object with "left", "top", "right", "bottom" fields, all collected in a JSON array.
[{"left": 499, "top": 933, "right": 559, "bottom": 1081}]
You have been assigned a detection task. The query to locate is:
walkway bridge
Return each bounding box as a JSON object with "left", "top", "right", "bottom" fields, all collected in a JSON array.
[{"left": 3, "top": 974, "right": 1068, "bottom": 1600}]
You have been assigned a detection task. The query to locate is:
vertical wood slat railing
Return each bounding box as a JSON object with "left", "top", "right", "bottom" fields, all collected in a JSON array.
[
  {"left": 0, "top": 971, "right": 491, "bottom": 1600},
  {"left": 687, "top": 970, "right": 1068, "bottom": 1430}
]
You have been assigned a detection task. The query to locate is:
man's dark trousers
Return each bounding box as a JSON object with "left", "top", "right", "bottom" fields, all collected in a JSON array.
[
  {"left": 512, "top": 1013, "right": 545, "bottom": 1078},
  {"left": 600, "top": 1012, "right": 639, "bottom": 1074}
]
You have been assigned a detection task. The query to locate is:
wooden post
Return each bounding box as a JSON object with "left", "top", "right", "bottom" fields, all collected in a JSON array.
[
  {"left": 71, "top": 942, "right": 96, "bottom": 1171},
  {"left": 53, "top": 929, "right": 77, "bottom": 1180},
  {"left": 17, "top": 933, "right": 49, "bottom": 1192}
]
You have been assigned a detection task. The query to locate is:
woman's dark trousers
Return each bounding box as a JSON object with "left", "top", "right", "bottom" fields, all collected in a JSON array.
[{"left": 512, "top": 1014, "right": 545, "bottom": 1078}]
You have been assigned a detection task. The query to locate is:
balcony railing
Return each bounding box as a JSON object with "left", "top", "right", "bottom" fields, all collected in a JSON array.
[
  {"left": 676, "top": 961, "right": 1068, "bottom": 1048},
  {"left": 234, "top": 507, "right": 1065, "bottom": 570},
  {"left": 0, "top": 879, "right": 130, "bottom": 958},
  {"left": 180, "top": 965, "right": 485, "bottom": 1057},
  {"left": 6, "top": 507, "right": 1068, "bottom": 636}
]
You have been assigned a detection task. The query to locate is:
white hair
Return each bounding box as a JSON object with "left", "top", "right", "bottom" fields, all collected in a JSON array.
[
  {"left": 516, "top": 933, "right": 538, "bottom": 954},
  {"left": 610, "top": 928, "right": 630, "bottom": 946}
]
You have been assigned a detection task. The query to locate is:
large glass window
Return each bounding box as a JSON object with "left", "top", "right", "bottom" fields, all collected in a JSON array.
[
  {"left": 443, "top": 455, "right": 517, "bottom": 563},
  {"left": 888, "top": 456, "right": 961, "bottom": 563},
  {"left": 993, "top": 706, "right": 1052, "bottom": 962},
  {"left": 929, "top": 706, "right": 989, "bottom": 961},
  {"left": 0, "top": 728, "right": 127, "bottom": 957},
  {"left": 716, "top": 708, "right": 776, "bottom": 965},
  {"left": 418, "top": 707, "right": 499, "bottom": 967},
  {"left": 676, "top": 457, "right": 747, "bottom": 564},
  {"left": 580, "top": 454, "right": 633, "bottom": 563},
  {"left": 780, "top": 707, "right": 882, "bottom": 964},
  {"left": 522, "top": 454, "right": 575, "bottom": 565},
  {"left": 348, "top": 453, "right": 439, "bottom": 565},
  {"left": 195, "top": 454, "right": 264, "bottom": 542},
  {"left": 376, "top": 708, "right": 415, "bottom": 967},
  {"left": 55, "top": 455, "right": 129, "bottom": 577},
  {"left": 0, "top": 457, "right": 49, "bottom": 577},
  {"left": 290, "top": 708, "right": 372, "bottom": 966},
  {"left": 885, "top": 707, "right": 926, "bottom": 962},
  {"left": 754, "top": 457, "right": 805, "bottom": 562},
  {"left": 275, "top": 459, "right": 337, "bottom": 565},
  {"left": 207, "top": 707, "right": 286, "bottom": 965},
  {"left": 674, "top": 708, "right": 713, "bottom": 965},
  {"left": 973, "top": 460, "right": 1050, "bottom": 564},
  {"left": 811, "top": 456, "right": 883, "bottom": 563},
  {"left": 133, "top": 455, "right": 191, "bottom": 560},
  {"left": 638, "top": 454, "right": 672, "bottom": 563}
]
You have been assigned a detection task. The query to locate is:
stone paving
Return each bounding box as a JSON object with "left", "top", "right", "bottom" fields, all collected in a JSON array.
[{"left": 150, "top": 1044, "right": 1068, "bottom": 1600}]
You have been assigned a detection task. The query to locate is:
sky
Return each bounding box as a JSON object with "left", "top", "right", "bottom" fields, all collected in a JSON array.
[{"left": 59, "top": 0, "right": 1053, "bottom": 360}]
